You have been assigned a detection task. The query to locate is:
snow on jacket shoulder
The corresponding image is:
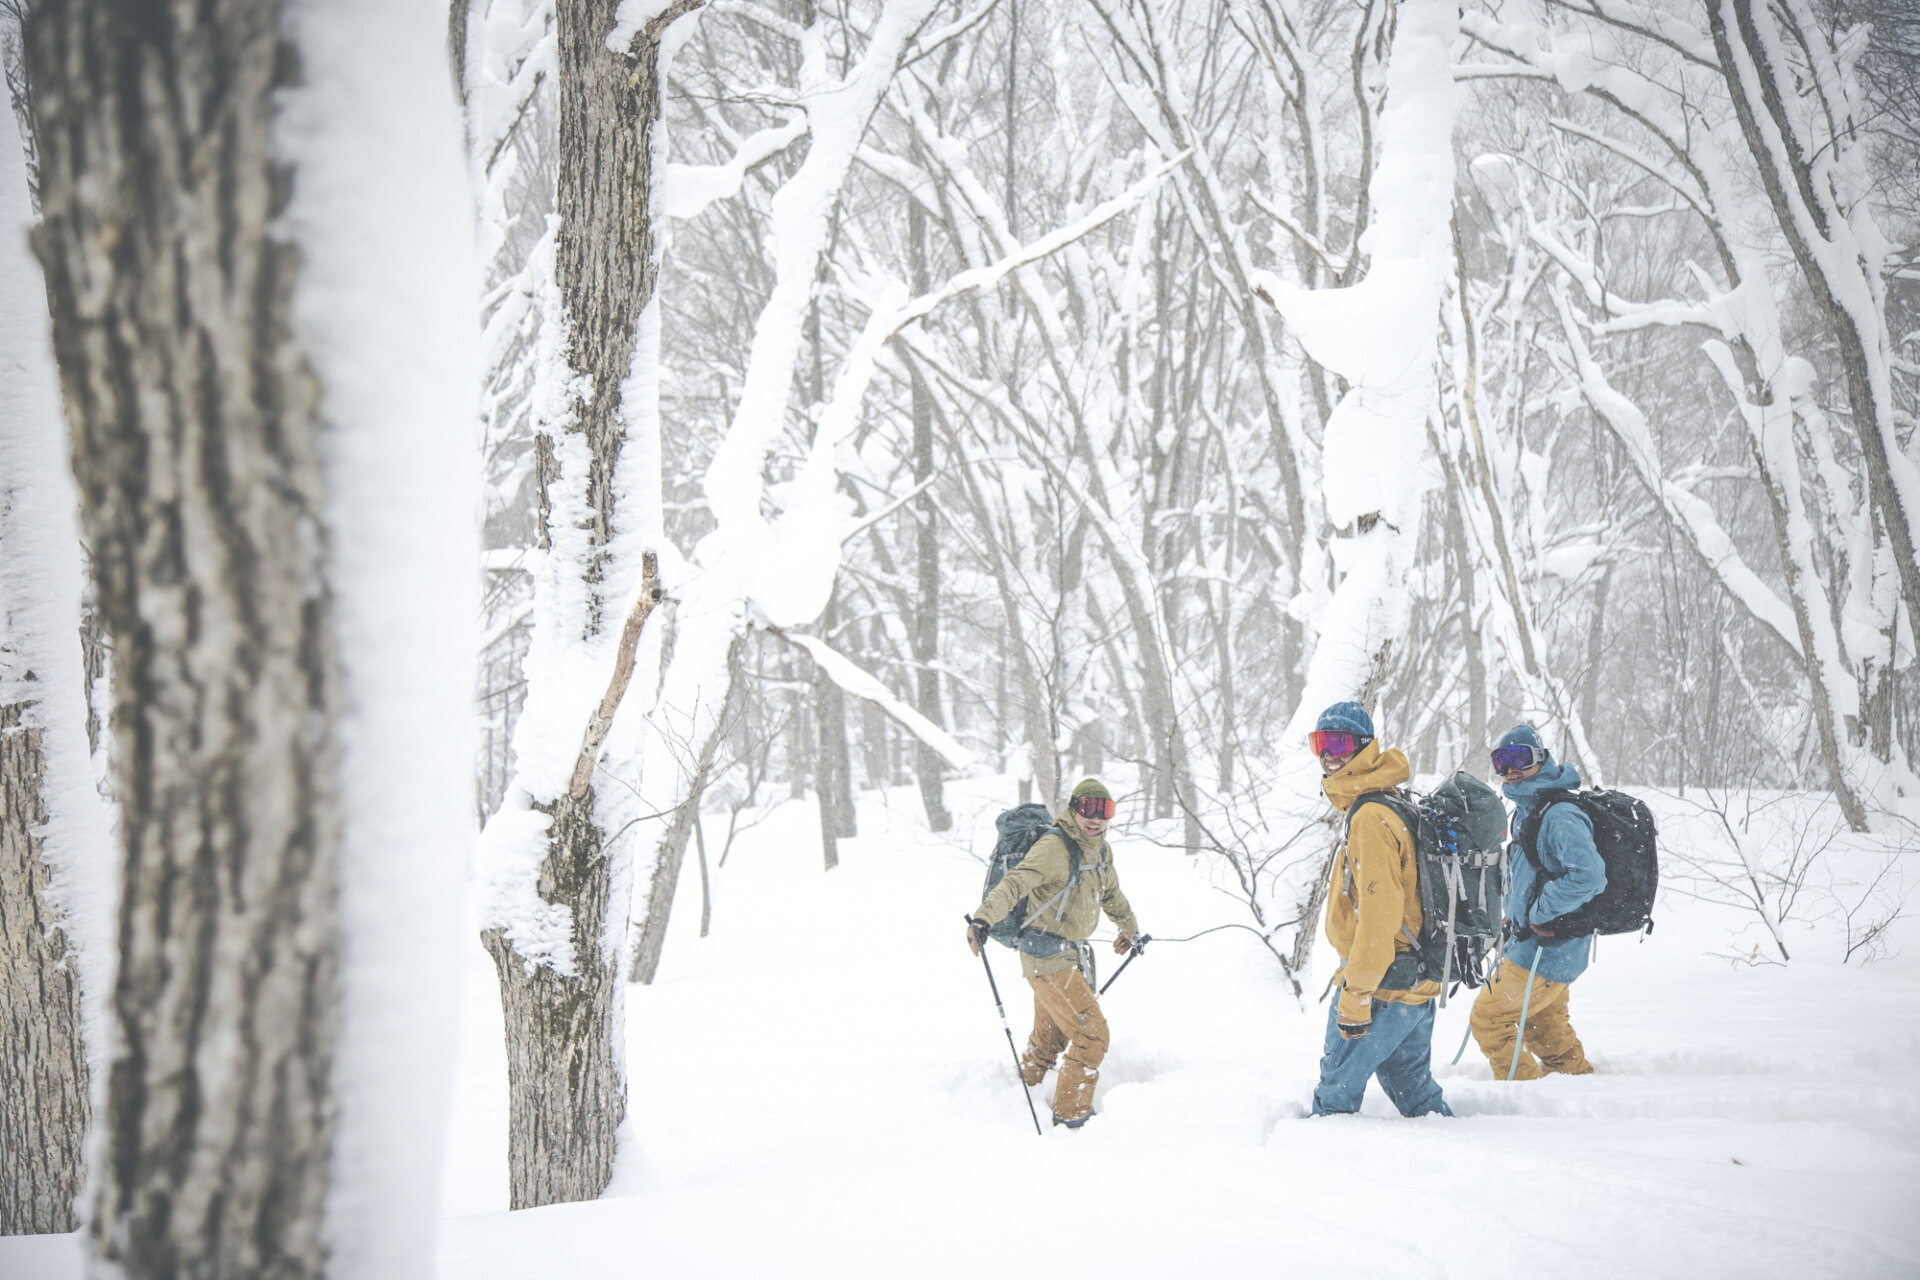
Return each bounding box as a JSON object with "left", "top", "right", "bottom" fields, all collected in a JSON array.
[
  {"left": 1502, "top": 760, "right": 1604, "bottom": 983},
  {"left": 1320, "top": 742, "right": 1441, "bottom": 1024}
]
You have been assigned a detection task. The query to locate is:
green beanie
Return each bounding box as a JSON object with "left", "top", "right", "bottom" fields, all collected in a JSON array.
[{"left": 1070, "top": 778, "right": 1112, "bottom": 802}]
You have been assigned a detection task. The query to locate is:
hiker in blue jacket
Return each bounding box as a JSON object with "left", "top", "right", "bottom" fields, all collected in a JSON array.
[{"left": 1469, "top": 724, "right": 1605, "bottom": 1079}]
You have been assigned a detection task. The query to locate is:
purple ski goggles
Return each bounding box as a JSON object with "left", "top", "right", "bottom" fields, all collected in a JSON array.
[{"left": 1490, "top": 742, "right": 1546, "bottom": 776}]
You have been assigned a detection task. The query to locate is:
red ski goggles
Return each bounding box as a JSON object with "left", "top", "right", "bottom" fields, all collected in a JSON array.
[
  {"left": 1309, "top": 730, "right": 1369, "bottom": 759},
  {"left": 1070, "top": 795, "right": 1116, "bottom": 820},
  {"left": 1490, "top": 743, "right": 1546, "bottom": 775}
]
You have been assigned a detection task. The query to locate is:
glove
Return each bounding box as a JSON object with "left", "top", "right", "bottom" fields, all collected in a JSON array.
[
  {"left": 1530, "top": 920, "right": 1557, "bottom": 939},
  {"left": 965, "top": 917, "right": 990, "bottom": 955},
  {"left": 1337, "top": 1020, "right": 1371, "bottom": 1041},
  {"left": 1113, "top": 931, "right": 1134, "bottom": 955}
]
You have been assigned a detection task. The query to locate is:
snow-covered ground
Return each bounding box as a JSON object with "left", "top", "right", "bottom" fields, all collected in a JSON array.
[
  {"left": 438, "top": 776, "right": 1920, "bottom": 1278},
  {"left": 6, "top": 774, "right": 1916, "bottom": 1278}
]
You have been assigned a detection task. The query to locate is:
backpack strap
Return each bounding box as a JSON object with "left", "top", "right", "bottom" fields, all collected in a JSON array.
[
  {"left": 1513, "top": 790, "right": 1579, "bottom": 875},
  {"left": 1513, "top": 790, "right": 1578, "bottom": 922},
  {"left": 1341, "top": 791, "right": 1421, "bottom": 949},
  {"left": 1019, "top": 823, "right": 1084, "bottom": 938}
]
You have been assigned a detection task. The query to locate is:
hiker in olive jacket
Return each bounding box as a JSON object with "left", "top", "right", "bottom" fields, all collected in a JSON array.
[
  {"left": 966, "top": 778, "right": 1139, "bottom": 1128},
  {"left": 1310, "top": 702, "right": 1452, "bottom": 1118}
]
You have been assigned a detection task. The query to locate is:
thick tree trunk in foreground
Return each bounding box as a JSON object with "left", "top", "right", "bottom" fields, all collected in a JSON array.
[
  {"left": 27, "top": 1, "right": 340, "bottom": 1273},
  {"left": 484, "top": 0, "right": 702, "bottom": 1209},
  {"left": 0, "top": 708, "right": 88, "bottom": 1235}
]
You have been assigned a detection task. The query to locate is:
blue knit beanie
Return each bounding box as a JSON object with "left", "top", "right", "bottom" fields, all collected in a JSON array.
[
  {"left": 1315, "top": 701, "right": 1374, "bottom": 739},
  {"left": 1496, "top": 723, "right": 1546, "bottom": 754}
]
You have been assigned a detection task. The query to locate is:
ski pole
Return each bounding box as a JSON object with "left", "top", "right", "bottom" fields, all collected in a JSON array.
[
  {"left": 1097, "top": 933, "right": 1152, "bottom": 996},
  {"left": 966, "top": 916, "right": 1044, "bottom": 1136},
  {"left": 1506, "top": 944, "right": 1544, "bottom": 1082},
  {"left": 1451, "top": 1018, "right": 1473, "bottom": 1066}
]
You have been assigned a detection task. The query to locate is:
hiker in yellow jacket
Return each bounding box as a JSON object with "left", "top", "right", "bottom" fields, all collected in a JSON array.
[
  {"left": 966, "top": 779, "right": 1139, "bottom": 1128},
  {"left": 1311, "top": 702, "right": 1453, "bottom": 1118}
]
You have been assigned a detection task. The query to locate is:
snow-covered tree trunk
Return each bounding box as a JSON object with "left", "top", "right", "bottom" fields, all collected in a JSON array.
[
  {"left": 1251, "top": 0, "right": 1457, "bottom": 948},
  {"left": 0, "top": 102, "right": 106, "bottom": 1237},
  {"left": 624, "top": 0, "right": 938, "bottom": 979},
  {"left": 476, "top": 0, "right": 698, "bottom": 1209},
  {"left": 26, "top": 0, "right": 476, "bottom": 1272}
]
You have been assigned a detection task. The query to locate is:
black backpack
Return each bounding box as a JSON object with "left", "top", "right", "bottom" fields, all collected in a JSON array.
[
  {"left": 980, "top": 804, "right": 1079, "bottom": 951},
  {"left": 1514, "top": 789, "right": 1658, "bottom": 937},
  {"left": 1344, "top": 771, "right": 1509, "bottom": 1003}
]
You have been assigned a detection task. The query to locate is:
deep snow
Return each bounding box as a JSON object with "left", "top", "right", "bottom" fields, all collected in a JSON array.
[
  {"left": 437, "top": 776, "right": 1920, "bottom": 1278},
  {"left": 5, "top": 774, "right": 1915, "bottom": 1278}
]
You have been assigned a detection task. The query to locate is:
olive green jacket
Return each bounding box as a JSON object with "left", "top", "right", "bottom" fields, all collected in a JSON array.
[{"left": 974, "top": 811, "right": 1139, "bottom": 978}]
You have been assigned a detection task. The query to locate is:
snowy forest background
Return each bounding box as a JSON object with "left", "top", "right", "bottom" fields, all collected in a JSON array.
[{"left": 1, "top": 0, "right": 1916, "bottom": 1275}]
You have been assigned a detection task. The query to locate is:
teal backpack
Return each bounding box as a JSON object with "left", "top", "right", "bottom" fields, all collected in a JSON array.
[
  {"left": 981, "top": 803, "right": 1081, "bottom": 955},
  {"left": 1343, "top": 771, "right": 1509, "bottom": 1004}
]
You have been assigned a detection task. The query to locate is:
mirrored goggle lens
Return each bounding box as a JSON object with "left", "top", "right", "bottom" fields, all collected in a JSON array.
[
  {"left": 1490, "top": 744, "right": 1542, "bottom": 773},
  {"left": 1071, "top": 795, "right": 1116, "bottom": 820},
  {"left": 1310, "top": 730, "right": 1360, "bottom": 758}
]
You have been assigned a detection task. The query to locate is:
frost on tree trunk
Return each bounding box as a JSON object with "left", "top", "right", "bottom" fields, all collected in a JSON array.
[
  {"left": 27, "top": 2, "right": 340, "bottom": 1273},
  {"left": 479, "top": 0, "right": 699, "bottom": 1210}
]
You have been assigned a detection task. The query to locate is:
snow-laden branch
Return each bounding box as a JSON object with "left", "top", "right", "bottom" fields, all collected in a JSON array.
[
  {"left": 661, "top": 116, "right": 808, "bottom": 220},
  {"left": 771, "top": 630, "right": 974, "bottom": 770},
  {"left": 1551, "top": 288, "right": 1802, "bottom": 656},
  {"left": 836, "top": 148, "right": 1190, "bottom": 341},
  {"left": 701, "top": 0, "right": 937, "bottom": 566}
]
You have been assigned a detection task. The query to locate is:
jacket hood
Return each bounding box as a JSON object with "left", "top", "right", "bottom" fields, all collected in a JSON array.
[
  {"left": 1320, "top": 739, "right": 1411, "bottom": 811},
  {"left": 1503, "top": 757, "right": 1583, "bottom": 821}
]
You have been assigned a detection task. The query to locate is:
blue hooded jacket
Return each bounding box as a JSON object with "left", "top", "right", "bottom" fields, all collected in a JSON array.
[{"left": 1502, "top": 758, "right": 1605, "bottom": 983}]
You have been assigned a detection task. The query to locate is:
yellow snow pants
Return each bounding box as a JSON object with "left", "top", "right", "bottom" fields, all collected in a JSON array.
[
  {"left": 1020, "top": 966, "right": 1110, "bottom": 1122},
  {"left": 1470, "top": 957, "right": 1594, "bottom": 1080}
]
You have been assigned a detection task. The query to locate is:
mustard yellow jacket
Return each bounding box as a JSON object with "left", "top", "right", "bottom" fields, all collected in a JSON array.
[
  {"left": 1322, "top": 741, "right": 1441, "bottom": 1024},
  {"left": 974, "top": 810, "right": 1139, "bottom": 978}
]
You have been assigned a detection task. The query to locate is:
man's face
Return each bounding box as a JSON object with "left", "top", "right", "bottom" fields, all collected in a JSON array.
[
  {"left": 1498, "top": 759, "right": 1543, "bottom": 782},
  {"left": 1320, "top": 748, "right": 1357, "bottom": 776}
]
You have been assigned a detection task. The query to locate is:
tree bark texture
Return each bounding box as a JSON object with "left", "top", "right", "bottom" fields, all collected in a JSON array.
[
  {"left": 547, "top": 0, "right": 698, "bottom": 628},
  {"left": 483, "top": 794, "right": 621, "bottom": 1209},
  {"left": 0, "top": 706, "right": 89, "bottom": 1235},
  {"left": 488, "top": 0, "right": 704, "bottom": 1206},
  {"left": 26, "top": 2, "right": 341, "bottom": 1275}
]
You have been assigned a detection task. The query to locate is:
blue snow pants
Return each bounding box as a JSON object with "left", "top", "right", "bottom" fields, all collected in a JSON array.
[{"left": 1311, "top": 995, "right": 1453, "bottom": 1117}]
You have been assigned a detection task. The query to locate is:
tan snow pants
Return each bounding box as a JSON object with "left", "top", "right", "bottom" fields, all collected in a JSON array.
[
  {"left": 1470, "top": 956, "right": 1594, "bottom": 1080},
  {"left": 1020, "top": 967, "right": 1110, "bottom": 1122}
]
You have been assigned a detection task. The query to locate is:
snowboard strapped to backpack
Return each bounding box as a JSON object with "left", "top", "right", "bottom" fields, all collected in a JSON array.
[
  {"left": 1514, "top": 788, "right": 1658, "bottom": 938},
  {"left": 980, "top": 803, "right": 1081, "bottom": 955},
  {"left": 1344, "top": 771, "right": 1509, "bottom": 1006}
]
